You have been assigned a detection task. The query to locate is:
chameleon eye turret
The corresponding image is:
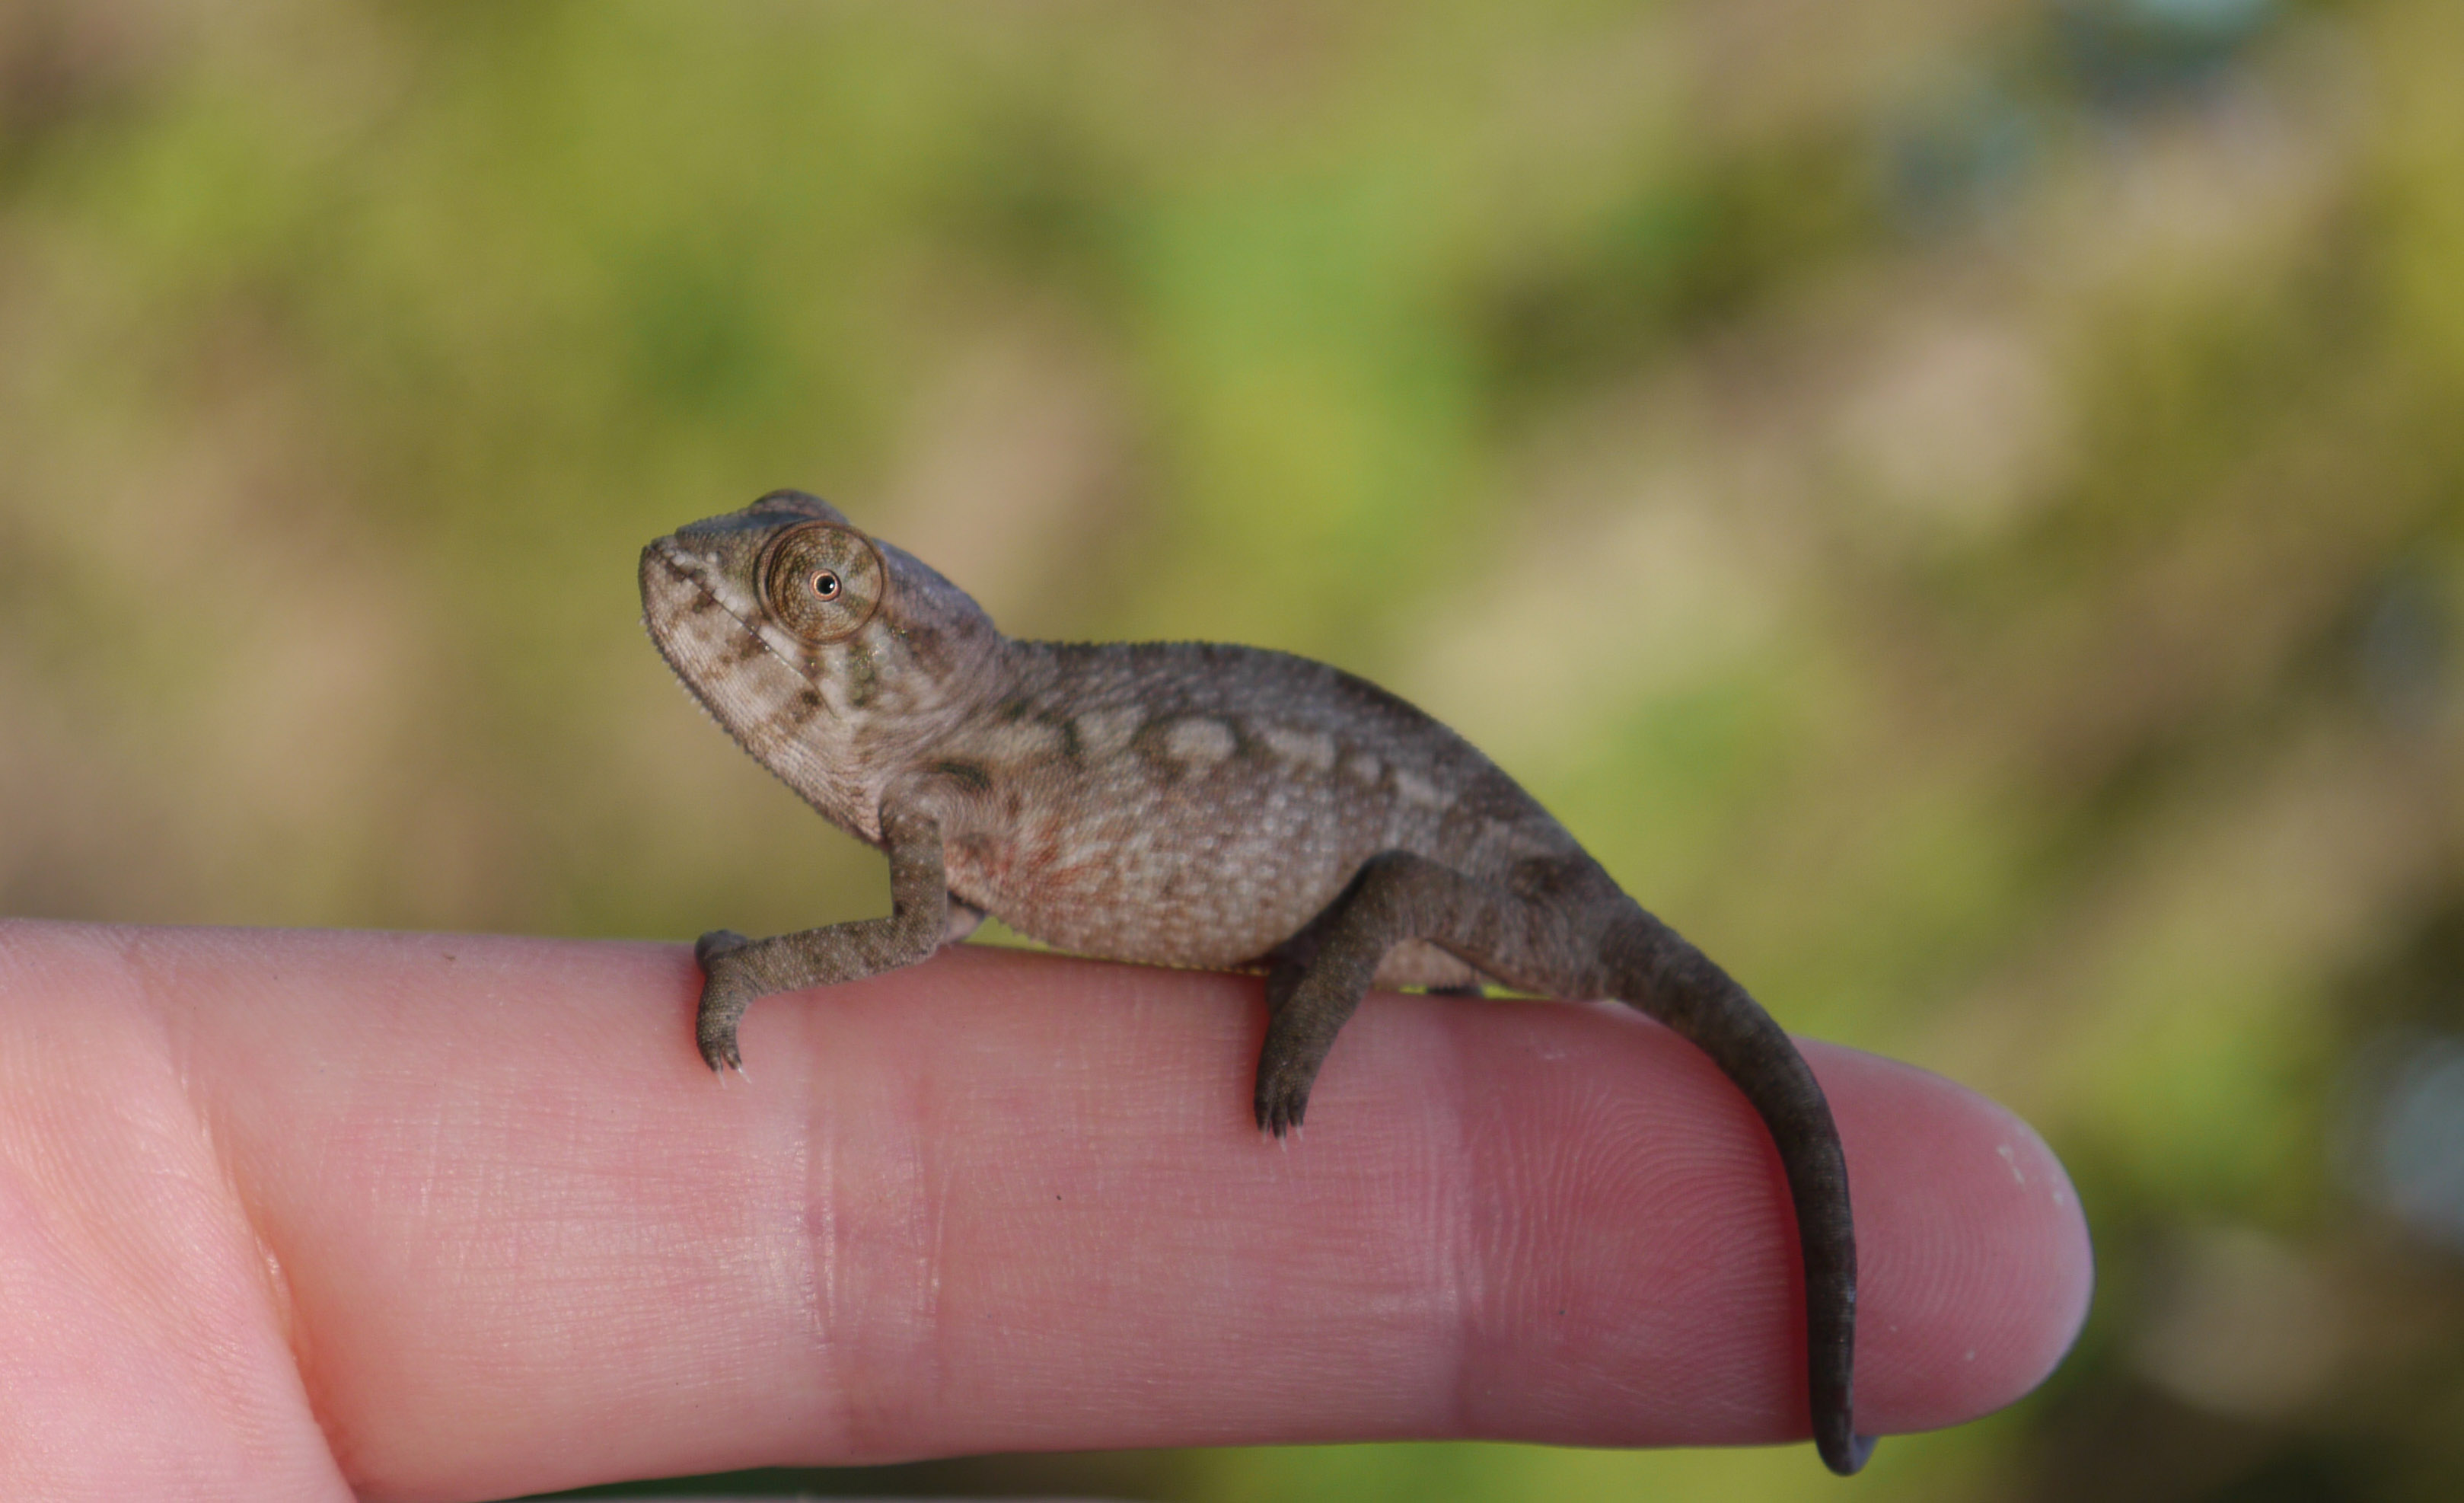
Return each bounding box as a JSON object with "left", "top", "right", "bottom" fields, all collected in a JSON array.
[{"left": 758, "top": 522, "right": 885, "bottom": 644}]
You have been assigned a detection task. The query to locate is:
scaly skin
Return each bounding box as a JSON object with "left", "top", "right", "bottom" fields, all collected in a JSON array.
[{"left": 639, "top": 489, "right": 1873, "bottom": 1474}]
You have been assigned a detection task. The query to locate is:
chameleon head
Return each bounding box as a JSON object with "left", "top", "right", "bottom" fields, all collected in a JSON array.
[{"left": 640, "top": 490, "right": 1002, "bottom": 836}]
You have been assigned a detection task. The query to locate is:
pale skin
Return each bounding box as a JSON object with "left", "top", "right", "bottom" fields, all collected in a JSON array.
[{"left": 0, "top": 921, "right": 2090, "bottom": 1501}]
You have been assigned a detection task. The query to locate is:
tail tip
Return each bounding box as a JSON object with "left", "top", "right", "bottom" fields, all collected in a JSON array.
[{"left": 1819, "top": 1429, "right": 1878, "bottom": 1476}]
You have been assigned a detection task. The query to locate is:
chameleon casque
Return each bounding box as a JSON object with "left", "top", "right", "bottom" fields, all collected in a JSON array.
[{"left": 639, "top": 490, "right": 1872, "bottom": 1474}]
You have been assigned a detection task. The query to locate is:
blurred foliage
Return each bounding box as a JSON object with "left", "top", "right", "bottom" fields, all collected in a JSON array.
[{"left": 5, "top": 0, "right": 2464, "bottom": 1499}]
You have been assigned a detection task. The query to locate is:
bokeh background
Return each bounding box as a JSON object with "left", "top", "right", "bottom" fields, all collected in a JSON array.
[{"left": 5, "top": 1, "right": 2462, "bottom": 1499}]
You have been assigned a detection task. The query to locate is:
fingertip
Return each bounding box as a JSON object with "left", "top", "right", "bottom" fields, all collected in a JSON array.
[{"left": 1815, "top": 1046, "right": 2093, "bottom": 1433}]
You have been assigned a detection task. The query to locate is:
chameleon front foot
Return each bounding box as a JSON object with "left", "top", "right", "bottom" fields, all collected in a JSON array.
[
  {"left": 696, "top": 1004, "right": 746, "bottom": 1075},
  {"left": 693, "top": 929, "right": 757, "bottom": 1074}
]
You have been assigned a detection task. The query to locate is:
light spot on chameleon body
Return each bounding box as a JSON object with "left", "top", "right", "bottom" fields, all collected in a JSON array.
[
  {"left": 1158, "top": 716, "right": 1237, "bottom": 774},
  {"left": 1073, "top": 707, "right": 1143, "bottom": 763},
  {"left": 976, "top": 716, "right": 1066, "bottom": 764},
  {"left": 1258, "top": 723, "right": 1337, "bottom": 774}
]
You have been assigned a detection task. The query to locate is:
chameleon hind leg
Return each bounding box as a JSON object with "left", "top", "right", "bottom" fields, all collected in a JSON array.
[{"left": 1253, "top": 851, "right": 1569, "bottom": 1134}]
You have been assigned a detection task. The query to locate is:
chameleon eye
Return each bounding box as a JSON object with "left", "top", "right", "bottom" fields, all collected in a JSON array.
[{"left": 757, "top": 522, "right": 885, "bottom": 644}]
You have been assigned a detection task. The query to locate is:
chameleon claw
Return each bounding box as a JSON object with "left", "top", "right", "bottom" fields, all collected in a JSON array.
[
  {"left": 699, "top": 1030, "right": 745, "bottom": 1077},
  {"left": 1254, "top": 1093, "right": 1308, "bottom": 1138}
]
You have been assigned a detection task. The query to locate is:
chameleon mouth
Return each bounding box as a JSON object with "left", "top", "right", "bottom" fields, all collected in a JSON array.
[
  {"left": 639, "top": 538, "right": 818, "bottom": 690},
  {"left": 639, "top": 537, "right": 845, "bottom": 765},
  {"left": 642, "top": 537, "right": 736, "bottom": 620}
]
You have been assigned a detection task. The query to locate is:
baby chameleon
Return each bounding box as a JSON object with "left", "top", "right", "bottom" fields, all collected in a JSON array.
[{"left": 639, "top": 490, "right": 1873, "bottom": 1475}]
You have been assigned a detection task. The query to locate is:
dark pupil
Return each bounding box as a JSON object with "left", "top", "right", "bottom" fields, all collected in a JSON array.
[{"left": 811, "top": 570, "right": 840, "bottom": 601}]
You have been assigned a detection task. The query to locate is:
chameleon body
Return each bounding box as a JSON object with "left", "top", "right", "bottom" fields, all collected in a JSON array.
[{"left": 639, "top": 490, "right": 1872, "bottom": 1474}]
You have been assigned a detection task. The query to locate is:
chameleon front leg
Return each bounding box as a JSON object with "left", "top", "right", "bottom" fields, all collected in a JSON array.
[
  {"left": 693, "top": 806, "right": 951, "bottom": 1072},
  {"left": 1254, "top": 851, "right": 1554, "bottom": 1134}
]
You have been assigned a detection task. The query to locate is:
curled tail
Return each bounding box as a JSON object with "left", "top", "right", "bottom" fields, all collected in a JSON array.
[{"left": 1603, "top": 908, "right": 1873, "bottom": 1476}]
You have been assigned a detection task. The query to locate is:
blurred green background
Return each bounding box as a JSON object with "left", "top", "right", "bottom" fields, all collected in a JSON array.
[{"left": 5, "top": 0, "right": 2462, "bottom": 1498}]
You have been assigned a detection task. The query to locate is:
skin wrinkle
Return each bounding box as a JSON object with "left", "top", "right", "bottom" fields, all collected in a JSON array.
[
  {"left": 783, "top": 1055, "right": 836, "bottom": 1456},
  {"left": 1433, "top": 1000, "right": 1483, "bottom": 1441},
  {"left": 27, "top": 927, "right": 350, "bottom": 1494},
  {"left": 829, "top": 1218, "right": 888, "bottom": 1463},
  {"left": 918, "top": 1058, "right": 973, "bottom": 1464},
  {"left": 123, "top": 932, "right": 325, "bottom": 1457},
  {"left": 829, "top": 986, "right": 952, "bottom": 1466}
]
